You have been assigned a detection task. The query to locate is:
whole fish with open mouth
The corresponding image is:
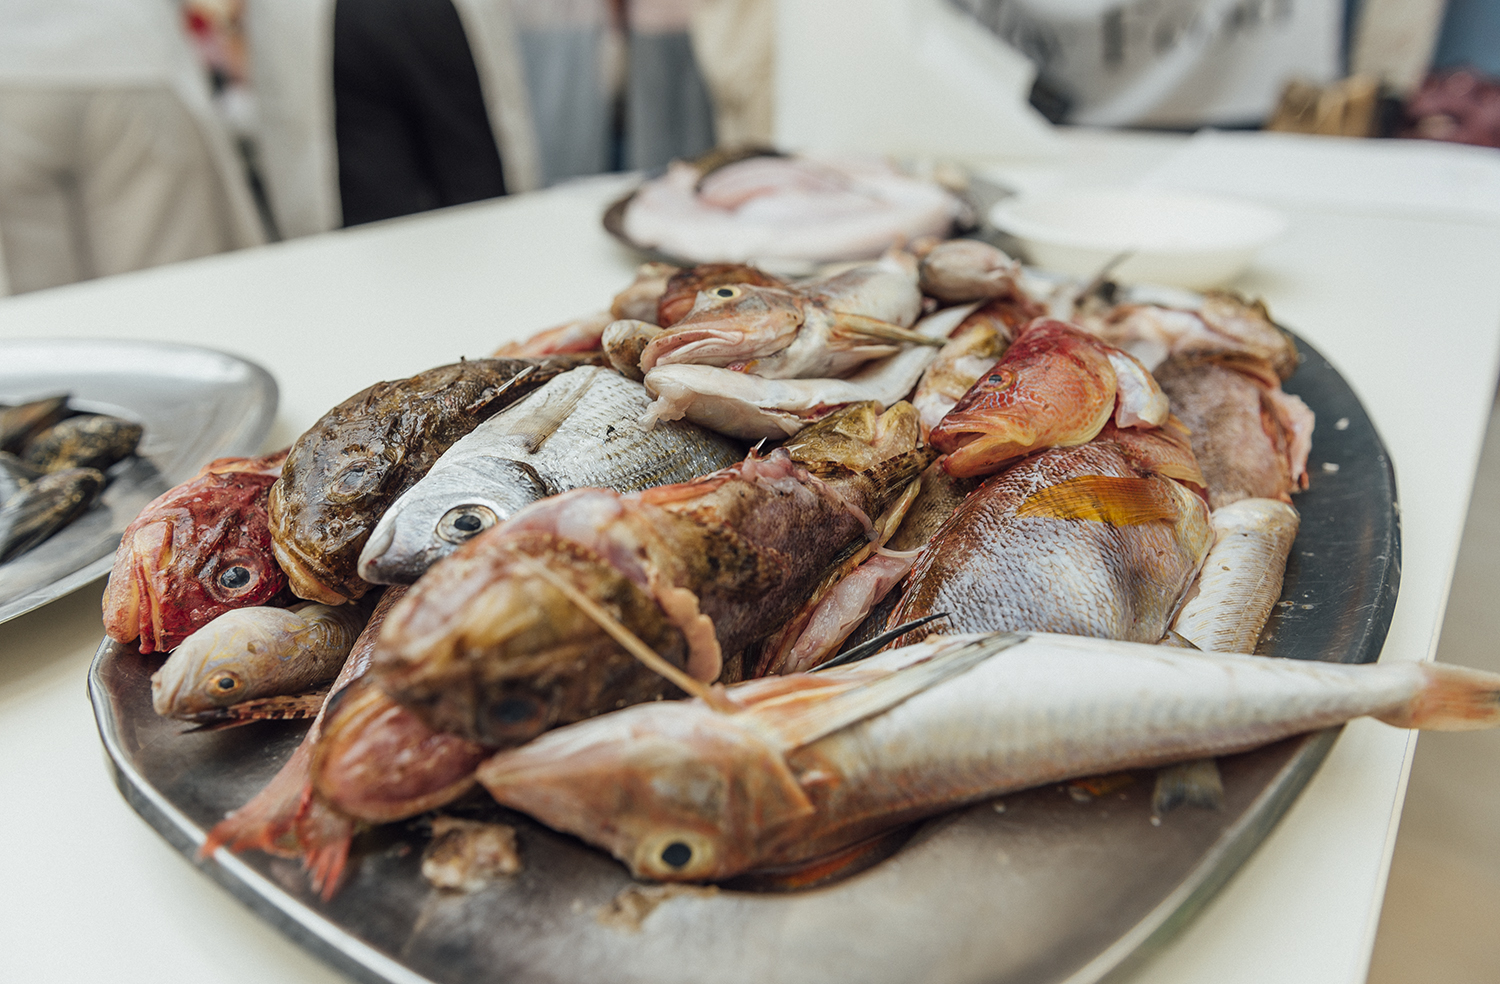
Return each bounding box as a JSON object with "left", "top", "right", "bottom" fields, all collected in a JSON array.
[
  {"left": 150, "top": 600, "right": 372, "bottom": 724},
  {"left": 358, "top": 366, "right": 744, "bottom": 585},
  {"left": 888, "top": 421, "right": 1211, "bottom": 646},
  {"left": 477, "top": 631, "right": 1500, "bottom": 883},
  {"left": 641, "top": 302, "right": 971, "bottom": 440},
  {"left": 635, "top": 253, "right": 931, "bottom": 381},
  {"left": 0, "top": 466, "right": 105, "bottom": 562},
  {"left": 931, "top": 318, "right": 1170, "bottom": 478},
  {"left": 104, "top": 450, "right": 290, "bottom": 654},
  {"left": 370, "top": 401, "right": 931, "bottom": 747},
  {"left": 269, "top": 357, "right": 580, "bottom": 606}
]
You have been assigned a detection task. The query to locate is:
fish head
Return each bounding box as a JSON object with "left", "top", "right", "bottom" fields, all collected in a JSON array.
[
  {"left": 932, "top": 319, "right": 1118, "bottom": 478},
  {"left": 104, "top": 470, "right": 286, "bottom": 653},
  {"left": 477, "top": 701, "right": 815, "bottom": 882},
  {"left": 640, "top": 285, "right": 805, "bottom": 373},
  {"left": 270, "top": 427, "right": 406, "bottom": 603},
  {"left": 656, "top": 264, "right": 786, "bottom": 327},
  {"left": 372, "top": 532, "right": 692, "bottom": 746},
  {"left": 359, "top": 458, "right": 546, "bottom": 584},
  {"left": 149, "top": 607, "right": 289, "bottom": 718}
]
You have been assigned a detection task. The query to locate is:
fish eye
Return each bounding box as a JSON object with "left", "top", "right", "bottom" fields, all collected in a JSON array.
[
  {"left": 711, "top": 286, "right": 741, "bottom": 299},
  {"left": 218, "top": 565, "right": 254, "bottom": 590},
  {"left": 636, "top": 832, "right": 717, "bottom": 880},
  {"left": 437, "top": 504, "right": 499, "bottom": 544},
  {"left": 661, "top": 842, "right": 693, "bottom": 868},
  {"left": 328, "top": 458, "right": 381, "bottom": 503},
  {"left": 208, "top": 671, "right": 242, "bottom": 701}
]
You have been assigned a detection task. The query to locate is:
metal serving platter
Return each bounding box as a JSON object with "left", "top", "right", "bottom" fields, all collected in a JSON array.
[
  {"left": 88, "top": 332, "right": 1397, "bottom": 984},
  {"left": 0, "top": 338, "right": 277, "bottom": 625}
]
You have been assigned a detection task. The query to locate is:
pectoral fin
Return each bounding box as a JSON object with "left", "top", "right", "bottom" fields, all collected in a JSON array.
[
  {"left": 761, "top": 633, "right": 1025, "bottom": 750},
  {"left": 831, "top": 313, "right": 946, "bottom": 348},
  {"left": 1016, "top": 476, "right": 1179, "bottom": 526}
]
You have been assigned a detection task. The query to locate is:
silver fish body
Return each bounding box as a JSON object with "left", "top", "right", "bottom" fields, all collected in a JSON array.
[
  {"left": 1172, "top": 498, "right": 1301, "bottom": 653},
  {"left": 359, "top": 367, "right": 743, "bottom": 584},
  {"left": 478, "top": 632, "right": 1500, "bottom": 883}
]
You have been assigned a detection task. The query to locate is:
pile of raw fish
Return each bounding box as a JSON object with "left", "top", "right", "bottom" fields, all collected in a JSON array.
[
  {"left": 0, "top": 396, "right": 143, "bottom": 562},
  {"left": 103, "top": 238, "right": 1499, "bottom": 898},
  {"left": 617, "top": 148, "right": 968, "bottom": 267}
]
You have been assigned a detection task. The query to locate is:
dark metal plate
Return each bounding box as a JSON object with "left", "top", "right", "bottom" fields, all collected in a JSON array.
[
  {"left": 88, "top": 332, "right": 1397, "bottom": 984},
  {"left": 1, "top": 339, "right": 277, "bottom": 624}
]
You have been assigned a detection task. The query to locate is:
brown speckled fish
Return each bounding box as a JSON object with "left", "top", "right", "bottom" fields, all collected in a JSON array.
[
  {"left": 105, "top": 451, "right": 289, "bottom": 654},
  {"left": 268, "top": 357, "right": 578, "bottom": 606},
  {"left": 889, "top": 423, "right": 1211, "bottom": 645},
  {"left": 370, "top": 401, "right": 931, "bottom": 747}
]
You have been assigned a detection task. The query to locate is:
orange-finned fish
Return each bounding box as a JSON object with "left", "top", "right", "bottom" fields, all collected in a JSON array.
[
  {"left": 930, "top": 318, "right": 1168, "bottom": 478},
  {"left": 477, "top": 631, "right": 1500, "bottom": 883}
]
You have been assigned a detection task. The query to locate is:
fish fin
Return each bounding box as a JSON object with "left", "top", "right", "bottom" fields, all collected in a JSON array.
[
  {"left": 722, "top": 826, "right": 916, "bottom": 892},
  {"left": 1152, "top": 758, "right": 1224, "bottom": 816},
  {"left": 1157, "top": 629, "right": 1201, "bottom": 650},
  {"left": 201, "top": 741, "right": 316, "bottom": 859},
  {"left": 182, "top": 690, "right": 330, "bottom": 731},
  {"left": 516, "top": 367, "right": 598, "bottom": 454},
  {"left": 830, "top": 313, "right": 945, "bottom": 348},
  {"left": 814, "top": 613, "right": 951, "bottom": 671},
  {"left": 1378, "top": 664, "right": 1500, "bottom": 731},
  {"left": 466, "top": 364, "right": 538, "bottom": 416},
  {"left": 764, "top": 633, "right": 1024, "bottom": 749},
  {"left": 1016, "top": 476, "right": 1179, "bottom": 526},
  {"left": 297, "top": 792, "right": 359, "bottom": 901}
]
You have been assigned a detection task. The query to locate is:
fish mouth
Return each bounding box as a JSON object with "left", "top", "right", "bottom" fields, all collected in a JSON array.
[
  {"left": 357, "top": 511, "right": 445, "bottom": 585},
  {"left": 272, "top": 537, "right": 354, "bottom": 605},
  {"left": 641, "top": 326, "right": 792, "bottom": 373}
]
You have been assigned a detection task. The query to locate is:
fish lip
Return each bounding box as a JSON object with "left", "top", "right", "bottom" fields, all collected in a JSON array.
[
  {"left": 357, "top": 511, "right": 448, "bottom": 585},
  {"left": 272, "top": 537, "right": 352, "bottom": 605}
]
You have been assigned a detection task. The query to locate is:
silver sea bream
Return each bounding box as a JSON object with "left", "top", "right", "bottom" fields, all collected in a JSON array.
[{"left": 358, "top": 366, "right": 743, "bottom": 583}]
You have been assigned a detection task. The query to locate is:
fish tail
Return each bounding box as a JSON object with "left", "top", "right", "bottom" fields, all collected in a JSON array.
[
  {"left": 200, "top": 742, "right": 314, "bottom": 859},
  {"left": 296, "top": 793, "right": 358, "bottom": 901},
  {"left": 1378, "top": 664, "right": 1500, "bottom": 731}
]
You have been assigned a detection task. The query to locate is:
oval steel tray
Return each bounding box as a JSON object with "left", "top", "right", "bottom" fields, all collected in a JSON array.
[
  {"left": 88, "top": 332, "right": 1397, "bottom": 984},
  {"left": 1, "top": 338, "right": 277, "bottom": 625}
]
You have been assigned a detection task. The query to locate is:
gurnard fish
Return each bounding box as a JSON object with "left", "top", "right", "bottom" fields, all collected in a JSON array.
[
  {"left": 0, "top": 467, "right": 105, "bottom": 562},
  {"left": 633, "top": 253, "right": 931, "bottom": 382},
  {"left": 269, "top": 357, "right": 577, "bottom": 606},
  {"left": 357, "top": 366, "right": 744, "bottom": 585},
  {"left": 654, "top": 263, "right": 785, "bottom": 328},
  {"left": 1153, "top": 354, "right": 1313, "bottom": 508},
  {"left": 477, "top": 631, "right": 1500, "bottom": 883},
  {"left": 150, "top": 600, "right": 371, "bottom": 723},
  {"left": 931, "top": 318, "right": 1170, "bottom": 478},
  {"left": 640, "top": 302, "right": 970, "bottom": 440},
  {"left": 22, "top": 414, "right": 142, "bottom": 473},
  {"left": 0, "top": 395, "right": 69, "bottom": 455},
  {"left": 104, "top": 450, "right": 290, "bottom": 654},
  {"left": 887, "top": 422, "right": 1211, "bottom": 646},
  {"left": 202, "top": 587, "right": 488, "bottom": 898},
  {"left": 370, "top": 401, "right": 931, "bottom": 746}
]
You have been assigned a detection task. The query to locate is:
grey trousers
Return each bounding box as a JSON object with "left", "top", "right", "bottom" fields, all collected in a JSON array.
[{"left": 0, "top": 86, "right": 255, "bottom": 294}]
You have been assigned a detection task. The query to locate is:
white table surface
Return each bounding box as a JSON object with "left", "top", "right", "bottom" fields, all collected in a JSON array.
[{"left": 3, "top": 130, "right": 1500, "bottom": 984}]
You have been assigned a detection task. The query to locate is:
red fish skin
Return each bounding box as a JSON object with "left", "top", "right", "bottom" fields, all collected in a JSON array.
[
  {"left": 103, "top": 449, "right": 290, "bottom": 654},
  {"left": 931, "top": 319, "right": 1118, "bottom": 478}
]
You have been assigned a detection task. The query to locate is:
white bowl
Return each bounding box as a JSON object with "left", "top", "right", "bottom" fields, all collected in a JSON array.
[{"left": 988, "top": 188, "right": 1288, "bottom": 289}]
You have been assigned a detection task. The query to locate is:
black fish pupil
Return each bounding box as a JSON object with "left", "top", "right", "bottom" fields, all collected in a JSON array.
[
  {"left": 217, "top": 677, "right": 236, "bottom": 690},
  {"left": 661, "top": 842, "right": 693, "bottom": 868},
  {"left": 715, "top": 287, "right": 734, "bottom": 298},
  {"left": 493, "top": 698, "right": 536, "bottom": 724},
  {"left": 454, "top": 513, "right": 483, "bottom": 533},
  {"left": 219, "top": 566, "right": 251, "bottom": 589}
]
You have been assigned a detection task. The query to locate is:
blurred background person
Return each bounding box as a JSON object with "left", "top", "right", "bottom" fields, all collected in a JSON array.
[{"left": 0, "top": 0, "right": 265, "bottom": 295}]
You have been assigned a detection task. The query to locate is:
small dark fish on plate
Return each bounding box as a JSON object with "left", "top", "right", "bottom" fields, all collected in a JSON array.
[
  {"left": 0, "top": 467, "right": 105, "bottom": 561},
  {"left": 0, "top": 395, "right": 69, "bottom": 455},
  {"left": 23, "top": 414, "right": 143, "bottom": 473}
]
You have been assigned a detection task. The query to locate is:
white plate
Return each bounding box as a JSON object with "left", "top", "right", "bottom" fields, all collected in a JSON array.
[
  {"left": 0, "top": 339, "right": 277, "bottom": 625},
  {"left": 989, "top": 189, "right": 1288, "bottom": 289}
]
